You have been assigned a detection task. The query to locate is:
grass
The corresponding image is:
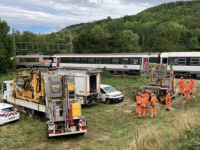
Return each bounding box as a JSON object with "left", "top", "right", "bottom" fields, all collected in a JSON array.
[{"left": 0, "top": 72, "right": 200, "bottom": 150}]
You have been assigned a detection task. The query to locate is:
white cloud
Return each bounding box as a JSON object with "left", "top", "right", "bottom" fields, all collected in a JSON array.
[{"left": 0, "top": 0, "right": 180, "bottom": 33}]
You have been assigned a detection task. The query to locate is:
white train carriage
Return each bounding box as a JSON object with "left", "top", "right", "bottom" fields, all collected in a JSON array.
[
  {"left": 16, "top": 55, "right": 53, "bottom": 68},
  {"left": 160, "top": 52, "right": 200, "bottom": 77},
  {"left": 52, "top": 53, "right": 160, "bottom": 74}
]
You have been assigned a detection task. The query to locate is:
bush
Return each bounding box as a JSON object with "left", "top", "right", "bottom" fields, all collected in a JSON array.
[
  {"left": 101, "top": 67, "right": 111, "bottom": 78},
  {"left": 179, "top": 126, "right": 200, "bottom": 150}
]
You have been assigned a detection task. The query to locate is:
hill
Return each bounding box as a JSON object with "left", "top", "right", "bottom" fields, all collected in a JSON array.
[{"left": 60, "top": 0, "right": 200, "bottom": 53}]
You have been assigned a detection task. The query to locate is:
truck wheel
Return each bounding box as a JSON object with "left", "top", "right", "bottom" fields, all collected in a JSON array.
[{"left": 27, "top": 109, "right": 35, "bottom": 118}]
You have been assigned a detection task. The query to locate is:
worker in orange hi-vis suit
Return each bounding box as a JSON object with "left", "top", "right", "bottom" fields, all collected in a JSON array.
[
  {"left": 179, "top": 77, "right": 185, "bottom": 96},
  {"left": 150, "top": 93, "right": 158, "bottom": 118},
  {"left": 184, "top": 81, "right": 191, "bottom": 100},
  {"left": 166, "top": 91, "right": 171, "bottom": 111},
  {"left": 190, "top": 78, "right": 194, "bottom": 95},
  {"left": 136, "top": 92, "right": 142, "bottom": 114},
  {"left": 138, "top": 96, "right": 149, "bottom": 118},
  {"left": 143, "top": 89, "right": 150, "bottom": 101}
]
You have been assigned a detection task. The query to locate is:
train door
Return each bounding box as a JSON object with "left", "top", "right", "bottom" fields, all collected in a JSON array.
[
  {"left": 56, "top": 57, "right": 60, "bottom": 67},
  {"left": 162, "top": 58, "right": 168, "bottom": 64},
  {"left": 142, "top": 57, "right": 149, "bottom": 69}
]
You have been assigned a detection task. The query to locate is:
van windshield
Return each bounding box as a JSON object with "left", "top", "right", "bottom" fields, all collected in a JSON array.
[{"left": 103, "top": 86, "right": 116, "bottom": 93}]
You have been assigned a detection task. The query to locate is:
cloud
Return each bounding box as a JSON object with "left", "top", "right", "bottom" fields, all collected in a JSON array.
[
  {"left": 120, "top": 0, "right": 186, "bottom": 5},
  {"left": 0, "top": 0, "right": 181, "bottom": 33}
]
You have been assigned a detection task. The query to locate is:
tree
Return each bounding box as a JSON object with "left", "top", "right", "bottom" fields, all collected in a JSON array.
[
  {"left": 121, "top": 30, "right": 140, "bottom": 52},
  {"left": 0, "top": 19, "right": 13, "bottom": 73}
]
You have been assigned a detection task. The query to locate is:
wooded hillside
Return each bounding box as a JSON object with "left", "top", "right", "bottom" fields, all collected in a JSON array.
[
  {"left": 62, "top": 0, "right": 200, "bottom": 53},
  {"left": 10, "top": 0, "right": 200, "bottom": 55}
]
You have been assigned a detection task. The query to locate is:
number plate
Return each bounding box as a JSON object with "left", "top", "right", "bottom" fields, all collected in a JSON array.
[{"left": 8, "top": 116, "right": 15, "bottom": 120}]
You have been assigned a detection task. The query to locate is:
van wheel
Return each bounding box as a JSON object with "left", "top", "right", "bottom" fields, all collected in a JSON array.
[
  {"left": 106, "top": 99, "right": 112, "bottom": 104},
  {"left": 46, "top": 124, "right": 50, "bottom": 138}
]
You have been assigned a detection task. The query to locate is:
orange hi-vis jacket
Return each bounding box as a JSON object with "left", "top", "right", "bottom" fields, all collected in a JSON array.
[
  {"left": 140, "top": 98, "right": 149, "bottom": 107},
  {"left": 185, "top": 83, "right": 190, "bottom": 92},
  {"left": 166, "top": 93, "right": 171, "bottom": 103},
  {"left": 190, "top": 79, "right": 194, "bottom": 87},
  {"left": 151, "top": 97, "right": 158, "bottom": 106},
  {"left": 136, "top": 96, "right": 141, "bottom": 104},
  {"left": 143, "top": 93, "right": 150, "bottom": 100},
  {"left": 179, "top": 79, "right": 184, "bottom": 87}
]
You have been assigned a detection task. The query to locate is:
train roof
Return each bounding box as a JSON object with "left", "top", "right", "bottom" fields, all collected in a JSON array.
[
  {"left": 16, "top": 55, "right": 52, "bottom": 58},
  {"left": 160, "top": 52, "right": 169, "bottom": 57},
  {"left": 53, "top": 53, "right": 160, "bottom": 58},
  {"left": 168, "top": 52, "right": 200, "bottom": 57}
]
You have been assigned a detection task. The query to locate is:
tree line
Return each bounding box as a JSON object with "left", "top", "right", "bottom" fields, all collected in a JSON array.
[{"left": 1, "top": 1, "right": 200, "bottom": 73}]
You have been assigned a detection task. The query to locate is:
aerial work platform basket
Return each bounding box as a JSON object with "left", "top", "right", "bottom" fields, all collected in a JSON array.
[{"left": 139, "top": 63, "right": 176, "bottom": 102}]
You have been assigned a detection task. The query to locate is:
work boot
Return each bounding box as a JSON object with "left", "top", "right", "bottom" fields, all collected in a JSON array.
[{"left": 179, "top": 93, "right": 181, "bottom": 96}]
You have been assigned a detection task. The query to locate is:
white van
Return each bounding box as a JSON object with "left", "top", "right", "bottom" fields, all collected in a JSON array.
[
  {"left": 0, "top": 103, "right": 20, "bottom": 125},
  {"left": 98, "top": 84, "right": 123, "bottom": 104}
]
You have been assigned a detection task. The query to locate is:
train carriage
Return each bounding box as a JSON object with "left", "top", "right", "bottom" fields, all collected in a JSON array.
[
  {"left": 167, "top": 52, "right": 200, "bottom": 78},
  {"left": 16, "top": 55, "right": 53, "bottom": 68},
  {"left": 52, "top": 53, "right": 160, "bottom": 74}
]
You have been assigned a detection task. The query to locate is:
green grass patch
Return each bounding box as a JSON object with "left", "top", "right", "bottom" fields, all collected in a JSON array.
[{"left": 179, "top": 126, "right": 200, "bottom": 150}]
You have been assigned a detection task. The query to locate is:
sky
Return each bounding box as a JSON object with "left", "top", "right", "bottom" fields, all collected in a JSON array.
[{"left": 0, "top": 0, "right": 186, "bottom": 34}]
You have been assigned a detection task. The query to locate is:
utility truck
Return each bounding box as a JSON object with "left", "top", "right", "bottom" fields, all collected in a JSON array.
[
  {"left": 57, "top": 68, "right": 102, "bottom": 105},
  {"left": 2, "top": 68, "right": 87, "bottom": 137}
]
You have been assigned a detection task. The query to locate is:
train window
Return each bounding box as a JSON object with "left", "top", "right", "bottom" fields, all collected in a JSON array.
[
  {"left": 149, "top": 57, "right": 159, "bottom": 63},
  {"left": 19, "top": 58, "right": 39, "bottom": 62},
  {"left": 177, "top": 58, "right": 186, "bottom": 65},
  {"left": 168, "top": 58, "right": 174, "bottom": 65},
  {"left": 61, "top": 58, "right": 68, "bottom": 63},
  {"left": 168, "top": 58, "right": 178, "bottom": 65},
  {"left": 81, "top": 58, "right": 88, "bottom": 63},
  {"left": 68, "top": 58, "right": 73, "bottom": 63},
  {"left": 112, "top": 58, "right": 119, "bottom": 64},
  {"left": 190, "top": 58, "right": 200, "bottom": 65},
  {"left": 103, "top": 58, "right": 110, "bottom": 64},
  {"left": 96, "top": 58, "right": 102, "bottom": 64},
  {"left": 44, "top": 57, "right": 53, "bottom": 61},
  {"left": 88, "top": 58, "right": 94, "bottom": 64},
  {"left": 74, "top": 58, "right": 80, "bottom": 63},
  {"left": 121, "top": 58, "right": 128, "bottom": 64},
  {"left": 130, "top": 58, "right": 139, "bottom": 65}
]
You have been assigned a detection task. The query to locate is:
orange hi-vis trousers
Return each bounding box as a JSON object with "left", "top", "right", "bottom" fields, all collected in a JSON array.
[
  {"left": 138, "top": 107, "right": 147, "bottom": 118},
  {"left": 166, "top": 102, "right": 171, "bottom": 109},
  {"left": 184, "top": 90, "right": 190, "bottom": 100},
  {"left": 136, "top": 104, "right": 140, "bottom": 114},
  {"left": 150, "top": 105, "right": 156, "bottom": 118},
  {"left": 190, "top": 85, "right": 194, "bottom": 93},
  {"left": 179, "top": 86, "right": 184, "bottom": 94}
]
